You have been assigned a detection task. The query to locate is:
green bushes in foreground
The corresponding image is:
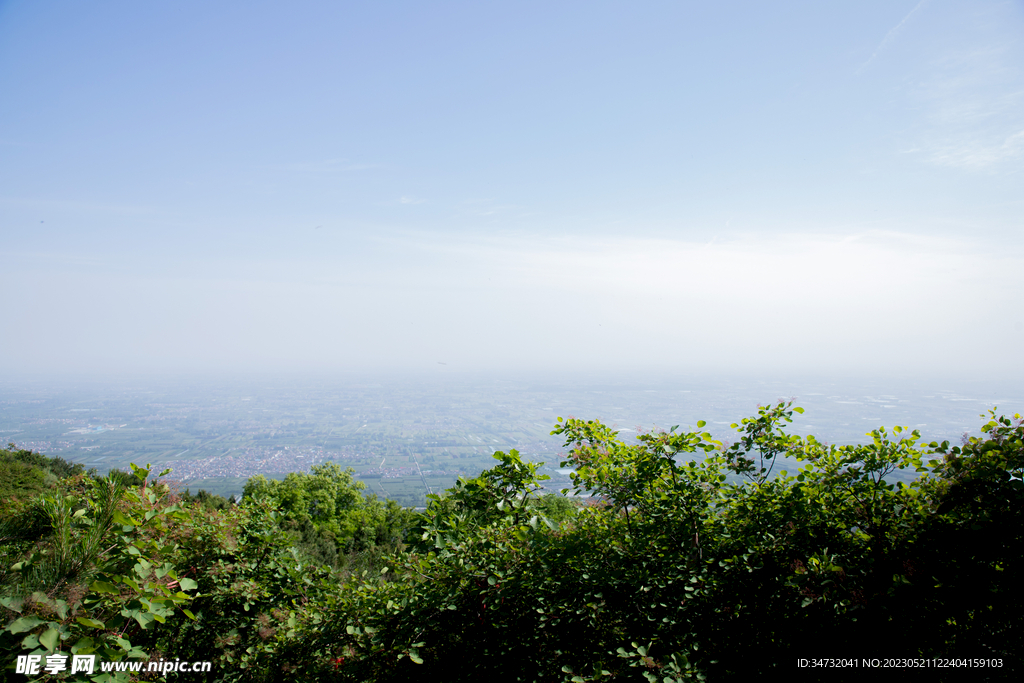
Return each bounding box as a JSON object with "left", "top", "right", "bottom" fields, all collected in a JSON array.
[
  {"left": 279, "top": 404, "right": 1021, "bottom": 682},
  {"left": 1, "top": 404, "right": 1021, "bottom": 681}
]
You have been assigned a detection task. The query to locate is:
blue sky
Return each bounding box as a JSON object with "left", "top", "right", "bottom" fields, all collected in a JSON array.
[{"left": 1, "top": 0, "right": 1022, "bottom": 378}]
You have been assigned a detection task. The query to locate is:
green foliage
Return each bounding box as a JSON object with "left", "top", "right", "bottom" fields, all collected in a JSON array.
[
  {"left": 530, "top": 492, "right": 579, "bottom": 526},
  {"left": 243, "top": 463, "right": 413, "bottom": 567},
  {"left": 177, "top": 488, "right": 233, "bottom": 511},
  {"left": 724, "top": 401, "right": 804, "bottom": 484},
  {"left": 279, "top": 404, "right": 1022, "bottom": 681},
  {"left": 0, "top": 460, "right": 51, "bottom": 511},
  {"left": 2, "top": 444, "right": 88, "bottom": 481},
  {"left": 1, "top": 464, "right": 201, "bottom": 681},
  {"left": 153, "top": 497, "right": 335, "bottom": 679},
  {"left": 898, "top": 410, "right": 1024, "bottom": 660},
  {"left": 0, "top": 462, "right": 342, "bottom": 682},
  {"left": 2, "top": 406, "right": 1021, "bottom": 680},
  {"left": 413, "top": 449, "right": 553, "bottom": 551},
  {"left": 0, "top": 446, "right": 89, "bottom": 512}
]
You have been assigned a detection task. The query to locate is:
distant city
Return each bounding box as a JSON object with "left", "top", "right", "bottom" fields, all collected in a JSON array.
[{"left": 2, "top": 373, "right": 1020, "bottom": 506}]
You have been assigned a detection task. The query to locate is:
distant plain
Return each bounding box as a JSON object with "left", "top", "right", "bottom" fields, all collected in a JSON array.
[{"left": 2, "top": 373, "right": 1018, "bottom": 505}]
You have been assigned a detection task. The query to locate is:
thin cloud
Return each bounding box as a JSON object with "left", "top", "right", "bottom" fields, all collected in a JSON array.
[
  {"left": 858, "top": 0, "right": 930, "bottom": 73},
  {"left": 928, "top": 128, "right": 1024, "bottom": 169},
  {"left": 5, "top": 230, "right": 1020, "bottom": 377},
  {"left": 909, "top": 43, "right": 1024, "bottom": 171}
]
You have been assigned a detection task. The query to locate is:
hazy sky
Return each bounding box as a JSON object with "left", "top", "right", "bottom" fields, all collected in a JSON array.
[{"left": 2, "top": 0, "right": 1022, "bottom": 379}]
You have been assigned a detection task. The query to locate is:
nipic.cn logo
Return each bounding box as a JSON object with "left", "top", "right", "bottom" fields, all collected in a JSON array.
[{"left": 15, "top": 654, "right": 213, "bottom": 676}]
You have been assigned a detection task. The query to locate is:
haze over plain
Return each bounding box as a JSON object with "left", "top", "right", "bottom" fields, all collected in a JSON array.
[{"left": 1, "top": 0, "right": 1022, "bottom": 380}]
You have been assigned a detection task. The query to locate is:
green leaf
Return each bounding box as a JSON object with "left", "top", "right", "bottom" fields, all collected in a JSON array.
[
  {"left": 178, "top": 577, "right": 198, "bottom": 591},
  {"left": 7, "top": 615, "right": 44, "bottom": 634},
  {"left": 71, "top": 636, "right": 96, "bottom": 654},
  {"left": 39, "top": 627, "right": 60, "bottom": 651},
  {"left": 0, "top": 597, "right": 23, "bottom": 613},
  {"left": 134, "top": 612, "right": 157, "bottom": 629},
  {"left": 90, "top": 580, "right": 119, "bottom": 594},
  {"left": 76, "top": 617, "right": 106, "bottom": 629},
  {"left": 112, "top": 510, "right": 137, "bottom": 527}
]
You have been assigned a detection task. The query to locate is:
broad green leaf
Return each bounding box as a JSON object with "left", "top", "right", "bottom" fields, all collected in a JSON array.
[
  {"left": 7, "top": 615, "right": 44, "bottom": 634},
  {"left": 134, "top": 612, "right": 157, "bottom": 629},
  {"left": 71, "top": 636, "right": 96, "bottom": 654},
  {"left": 39, "top": 627, "right": 60, "bottom": 651},
  {"left": 112, "top": 510, "right": 137, "bottom": 527},
  {"left": 0, "top": 597, "right": 23, "bottom": 613},
  {"left": 90, "top": 580, "right": 119, "bottom": 594}
]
